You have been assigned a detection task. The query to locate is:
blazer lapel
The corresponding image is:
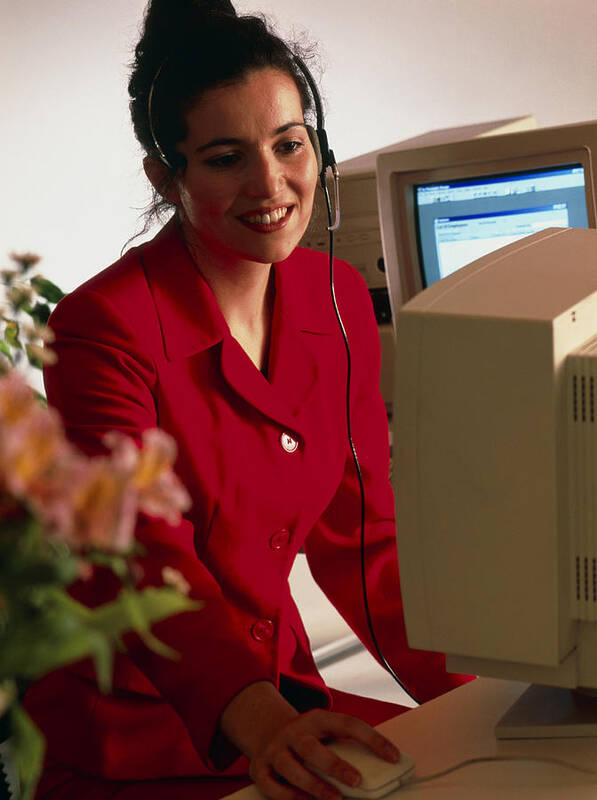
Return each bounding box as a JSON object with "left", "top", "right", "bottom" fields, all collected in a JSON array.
[
  {"left": 267, "top": 308, "right": 320, "bottom": 423},
  {"left": 267, "top": 252, "right": 336, "bottom": 423}
]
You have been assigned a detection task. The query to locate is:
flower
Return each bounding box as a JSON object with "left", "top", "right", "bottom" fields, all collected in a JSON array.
[
  {"left": 0, "top": 373, "right": 191, "bottom": 552},
  {"left": 0, "top": 404, "right": 67, "bottom": 499},
  {"left": 7, "top": 283, "right": 34, "bottom": 311},
  {"left": 135, "top": 429, "right": 179, "bottom": 489},
  {"left": 22, "top": 322, "right": 55, "bottom": 345},
  {"left": 104, "top": 429, "right": 192, "bottom": 526},
  {"left": 162, "top": 566, "right": 191, "bottom": 595},
  {"left": 67, "top": 458, "right": 139, "bottom": 552},
  {"left": 0, "top": 370, "right": 39, "bottom": 425},
  {"left": 9, "top": 252, "right": 41, "bottom": 273}
]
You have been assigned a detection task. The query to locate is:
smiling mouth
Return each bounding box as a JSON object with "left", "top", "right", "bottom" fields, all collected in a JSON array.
[{"left": 238, "top": 206, "right": 292, "bottom": 230}]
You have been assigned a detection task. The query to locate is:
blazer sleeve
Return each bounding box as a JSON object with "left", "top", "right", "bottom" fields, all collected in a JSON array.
[
  {"left": 44, "top": 286, "right": 272, "bottom": 770},
  {"left": 302, "top": 265, "right": 474, "bottom": 703}
]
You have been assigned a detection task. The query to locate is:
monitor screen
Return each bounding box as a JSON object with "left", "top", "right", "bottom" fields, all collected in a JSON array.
[{"left": 414, "top": 164, "right": 589, "bottom": 287}]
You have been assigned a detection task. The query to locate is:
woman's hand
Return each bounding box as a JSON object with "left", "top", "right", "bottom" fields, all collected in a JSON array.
[
  {"left": 250, "top": 706, "right": 401, "bottom": 800},
  {"left": 219, "top": 681, "right": 401, "bottom": 800}
]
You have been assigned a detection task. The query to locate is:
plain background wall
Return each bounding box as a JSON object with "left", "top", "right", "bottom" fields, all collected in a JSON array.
[{"left": 3, "top": 0, "right": 597, "bottom": 290}]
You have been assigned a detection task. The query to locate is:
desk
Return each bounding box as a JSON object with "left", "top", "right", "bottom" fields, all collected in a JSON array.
[{"left": 223, "top": 678, "right": 597, "bottom": 798}]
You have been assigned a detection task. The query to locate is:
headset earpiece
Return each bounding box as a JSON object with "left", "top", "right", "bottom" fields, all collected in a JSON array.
[
  {"left": 294, "top": 55, "right": 334, "bottom": 180},
  {"left": 306, "top": 124, "right": 323, "bottom": 175},
  {"left": 294, "top": 55, "right": 339, "bottom": 229}
]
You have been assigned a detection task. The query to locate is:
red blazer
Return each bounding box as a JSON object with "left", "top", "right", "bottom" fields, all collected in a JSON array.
[{"left": 24, "top": 219, "right": 470, "bottom": 780}]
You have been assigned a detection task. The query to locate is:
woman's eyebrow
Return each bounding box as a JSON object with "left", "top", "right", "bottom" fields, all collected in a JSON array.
[
  {"left": 195, "top": 122, "right": 306, "bottom": 154},
  {"left": 275, "top": 121, "right": 306, "bottom": 135}
]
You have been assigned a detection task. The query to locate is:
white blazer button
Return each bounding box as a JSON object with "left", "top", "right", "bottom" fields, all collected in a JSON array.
[{"left": 280, "top": 432, "right": 298, "bottom": 453}]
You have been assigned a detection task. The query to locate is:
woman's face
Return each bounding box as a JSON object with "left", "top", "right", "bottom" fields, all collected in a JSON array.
[{"left": 173, "top": 67, "right": 319, "bottom": 269}]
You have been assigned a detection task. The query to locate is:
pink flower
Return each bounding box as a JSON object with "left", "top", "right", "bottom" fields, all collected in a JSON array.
[
  {"left": 161, "top": 566, "right": 191, "bottom": 595},
  {"left": 23, "top": 448, "right": 84, "bottom": 535},
  {"left": 104, "top": 429, "right": 191, "bottom": 525},
  {"left": 0, "top": 405, "right": 67, "bottom": 498},
  {"left": 0, "top": 371, "right": 38, "bottom": 425},
  {"left": 0, "top": 372, "right": 191, "bottom": 553},
  {"left": 103, "top": 431, "right": 139, "bottom": 474},
  {"left": 66, "top": 458, "right": 138, "bottom": 552},
  {"left": 137, "top": 469, "right": 191, "bottom": 525}
]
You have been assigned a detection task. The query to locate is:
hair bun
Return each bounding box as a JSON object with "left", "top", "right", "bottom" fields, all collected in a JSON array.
[
  {"left": 129, "top": 0, "right": 239, "bottom": 112},
  {"left": 174, "top": 0, "right": 237, "bottom": 18},
  {"left": 137, "top": 0, "right": 237, "bottom": 65},
  {"left": 198, "top": 0, "right": 236, "bottom": 15},
  {"left": 145, "top": 0, "right": 236, "bottom": 31}
]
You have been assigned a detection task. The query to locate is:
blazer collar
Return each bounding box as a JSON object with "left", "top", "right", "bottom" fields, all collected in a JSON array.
[
  {"left": 273, "top": 247, "right": 337, "bottom": 338},
  {"left": 138, "top": 218, "right": 228, "bottom": 361}
]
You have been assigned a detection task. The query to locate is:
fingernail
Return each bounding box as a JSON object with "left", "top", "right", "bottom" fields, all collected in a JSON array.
[
  {"left": 385, "top": 743, "right": 401, "bottom": 761},
  {"left": 343, "top": 769, "right": 361, "bottom": 787}
]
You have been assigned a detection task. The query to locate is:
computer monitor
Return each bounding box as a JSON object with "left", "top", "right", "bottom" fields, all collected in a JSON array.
[
  {"left": 377, "top": 121, "right": 597, "bottom": 736},
  {"left": 391, "top": 226, "right": 597, "bottom": 737},
  {"left": 376, "top": 120, "right": 597, "bottom": 320}
]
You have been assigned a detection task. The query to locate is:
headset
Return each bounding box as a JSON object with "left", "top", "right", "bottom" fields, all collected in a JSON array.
[{"left": 147, "top": 51, "right": 419, "bottom": 706}]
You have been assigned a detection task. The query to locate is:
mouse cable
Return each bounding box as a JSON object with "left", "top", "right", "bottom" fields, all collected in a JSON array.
[
  {"left": 409, "top": 754, "right": 597, "bottom": 786},
  {"left": 320, "top": 177, "right": 420, "bottom": 708}
]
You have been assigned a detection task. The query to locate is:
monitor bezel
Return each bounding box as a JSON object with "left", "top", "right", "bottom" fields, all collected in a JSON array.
[{"left": 377, "top": 121, "right": 597, "bottom": 324}]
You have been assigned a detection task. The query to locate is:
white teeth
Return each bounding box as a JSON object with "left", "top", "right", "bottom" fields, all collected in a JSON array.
[{"left": 244, "top": 207, "right": 288, "bottom": 225}]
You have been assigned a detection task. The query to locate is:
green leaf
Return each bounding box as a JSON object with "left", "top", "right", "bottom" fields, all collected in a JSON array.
[
  {"left": 25, "top": 343, "right": 43, "bottom": 370},
  {"left": 0, "top": 585, "right": 200, "bottom": 687},
  {"left": 0, "top": 679, "right": 16, "bottom": 717},
  {"left": 92, "top": 587, "right": 202, "bottom": 630},
  {"left": 0, "top": 607, "right": 113, "bottom": 686},
  {"left": 25, "top": 302, "right": 52, "bottom": 326},
  {"left": 88, "top": 587, "right": 202, "bottom": 661},
  {"left": 10, "top": 703, "right": 45, "bottom": 800},
  {"left": 30, "top": 276, "right": 66, "bottom": 304},
  {"left": 4, "top": 321, "right": 21, "bottom": 350}
]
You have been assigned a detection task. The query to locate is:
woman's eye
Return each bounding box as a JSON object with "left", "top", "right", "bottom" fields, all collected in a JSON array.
[
  {"left": 205, "top": 152, "right": 242, "bottom": 169},
  {"left": 278, "top": 139, "right": 305, "bottom": 155}
]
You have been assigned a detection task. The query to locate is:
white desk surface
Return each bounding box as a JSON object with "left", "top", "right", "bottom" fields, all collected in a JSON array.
[{"left": 223, "top": 677, "right": 597, "bottom": 799}]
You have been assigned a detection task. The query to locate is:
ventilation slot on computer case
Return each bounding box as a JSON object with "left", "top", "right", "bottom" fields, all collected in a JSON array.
[
  {"left": 571, "top": 374, "right": 595, "bottom": 423},
  {"left": 567, "top": 350, "right": 597, "bottom": 621},
  {"left": 576, "top": 556, "right": 597, "bottom": 604}
]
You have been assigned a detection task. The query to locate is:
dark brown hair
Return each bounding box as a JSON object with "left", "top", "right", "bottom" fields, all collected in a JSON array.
[{"left": 128, "top": 0, "right": 316, "bottom": 227}]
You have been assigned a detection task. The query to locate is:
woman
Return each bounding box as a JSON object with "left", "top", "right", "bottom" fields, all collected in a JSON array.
[{"left": 25, "top": 1, "right": 471, "bottom": 798}]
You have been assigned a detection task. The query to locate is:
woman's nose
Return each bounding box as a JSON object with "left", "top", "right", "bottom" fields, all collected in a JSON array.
[{"left": 245, "top": 151, "right": 284, "bottom": 198}]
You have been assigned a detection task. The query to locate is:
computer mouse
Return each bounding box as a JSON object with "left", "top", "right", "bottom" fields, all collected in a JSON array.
[{"left": 311, "top": 739, "right": 415, "bottom": 798}]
